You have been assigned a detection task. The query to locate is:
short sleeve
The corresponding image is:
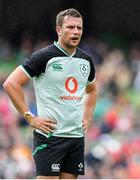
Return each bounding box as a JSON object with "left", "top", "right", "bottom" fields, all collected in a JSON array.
[
  {"left": 87, "top": 57, "right": 96, "bottom": 85},
  {"left": 22, "top": 51, "right": 46, "bottom": 78}
]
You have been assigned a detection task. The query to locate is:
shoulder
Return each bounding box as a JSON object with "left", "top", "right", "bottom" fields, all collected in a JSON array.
[
  {"left": 31, "top": 44, "right": 58, "bottom": 60},
  {"left": 22, "top": 44, "right": 61, "bottom": 77},
  {"left": 75, "top": 47, "right": 93, "bottom": 62},
  {"left": 76, "top": 48, "right": 96, "bottom": 75}
]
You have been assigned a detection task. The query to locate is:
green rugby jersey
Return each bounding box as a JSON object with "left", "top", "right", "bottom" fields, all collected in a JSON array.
[{"left": 20, "top": 42, "right": 95, "bottom": 137}]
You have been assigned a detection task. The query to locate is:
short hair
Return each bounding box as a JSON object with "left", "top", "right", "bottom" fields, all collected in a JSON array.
[{"left": 56, "top": 8, "right": 82, "bottom": 26}]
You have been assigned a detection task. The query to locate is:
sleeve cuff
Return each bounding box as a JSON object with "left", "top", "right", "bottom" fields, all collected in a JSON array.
[
  {"left": 19, "top": 65, "right": 32, "bottom": 79},
  {"left": 87, "top": 77, "right": 96, "bottom": 86}
]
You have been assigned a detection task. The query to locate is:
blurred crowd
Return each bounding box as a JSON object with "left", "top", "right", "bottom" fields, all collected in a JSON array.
[{"left": 0, "top": 33, "right": 140, "bottom": 178}]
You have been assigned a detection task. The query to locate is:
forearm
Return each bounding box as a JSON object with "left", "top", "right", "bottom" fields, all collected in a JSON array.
[
  {"left": 3, "top": 82, "right": 29, "bottom": 116},
  {"left": 83, "top": 82, "right": 98, "bottom": 120},
  {"left": 83, "top": 90, "right": 97, "bottom": 120}
]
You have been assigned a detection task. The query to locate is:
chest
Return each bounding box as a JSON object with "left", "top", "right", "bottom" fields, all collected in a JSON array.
[{"left": 45, "top": 57, "right": 90, "bottom": 83}]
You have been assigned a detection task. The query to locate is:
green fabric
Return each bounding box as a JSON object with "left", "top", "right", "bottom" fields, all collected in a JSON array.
[{"left": 33, "top": 144, "right": 47, "bottom": 156}]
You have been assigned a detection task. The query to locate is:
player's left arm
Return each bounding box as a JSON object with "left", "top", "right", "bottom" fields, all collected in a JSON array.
[{"left": 82, "top": 80, "right": 98, "bottom": 133}]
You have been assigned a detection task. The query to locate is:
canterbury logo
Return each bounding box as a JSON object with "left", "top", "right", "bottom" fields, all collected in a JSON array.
[
  {"left": 52, "top": 63, "right": 63, "bottom": 71},
  {"left": 65, "top": 77, "right": 78, "bottom": 94},
  {"left": 51, "top": 164, "right": 60, "bottom": 172}
]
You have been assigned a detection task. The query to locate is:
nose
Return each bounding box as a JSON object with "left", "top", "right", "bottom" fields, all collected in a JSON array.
[{"left": 73, "top": 27, "right": 79, "bottom": 34}]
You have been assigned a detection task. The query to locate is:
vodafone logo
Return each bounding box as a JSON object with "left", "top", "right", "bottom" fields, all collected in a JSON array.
[
  {"left": 60, "top": 77, "right": 80, "bottom": 100},
  {"left": 65, "top": 77, "right": 78, "bottom": 94}
]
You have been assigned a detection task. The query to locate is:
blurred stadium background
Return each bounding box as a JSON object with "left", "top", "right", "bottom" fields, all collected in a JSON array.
[{"left": 0, "top": 0, "right": 140, "bottom": 178}]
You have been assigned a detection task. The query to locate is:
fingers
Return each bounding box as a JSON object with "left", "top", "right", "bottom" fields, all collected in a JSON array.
[
  {"left": 44, "top": 119, "right": 57, "bottom": 124},
  {"left": 43, "top": 121, "right": 57, "bottom": 129},
  {"left": 83, "top": 125, "right": 86, "bottom": 130},
  {"left": 82, "top": 121, "right": 87, "bottom": 134},
  {"left": 38, "top": 118, "right": 57, "bottom": 134},
  {"left": 40, "top": 125, "right": 55, "bottom": 134},
  {"left": 82, "top": 121, "right": 86, "bottom": 129}
]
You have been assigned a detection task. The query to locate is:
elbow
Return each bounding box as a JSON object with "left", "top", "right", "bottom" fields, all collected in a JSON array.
[{"left": 3, "top": 80, "right": 14, "bottom": 92}]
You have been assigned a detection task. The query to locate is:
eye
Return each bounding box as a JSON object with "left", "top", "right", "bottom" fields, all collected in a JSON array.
[
  {"left": 68, "top": 26, "right": 74, "bottom": 29},
  {"left": 77, "top": 26, "right": 82, "bottom": 30}
]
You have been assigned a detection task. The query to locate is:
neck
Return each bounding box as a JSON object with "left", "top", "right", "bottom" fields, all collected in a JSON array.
[{"left": 57, "top": 40, "right": 76, "bottom": 55}]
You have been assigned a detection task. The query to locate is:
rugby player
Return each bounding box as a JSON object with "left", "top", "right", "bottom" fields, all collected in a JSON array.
[{"left": 3, "top": 8, "right": 98, "bottom": 179}]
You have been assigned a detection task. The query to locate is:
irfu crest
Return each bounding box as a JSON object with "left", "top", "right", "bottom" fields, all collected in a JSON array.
[{"left": 80, "top": 64, "right": 88, "bottom": 77}]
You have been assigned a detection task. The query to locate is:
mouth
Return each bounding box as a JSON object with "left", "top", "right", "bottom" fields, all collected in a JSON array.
[{"left": 71, "top": 37, "right": 79, "bottom": 40}]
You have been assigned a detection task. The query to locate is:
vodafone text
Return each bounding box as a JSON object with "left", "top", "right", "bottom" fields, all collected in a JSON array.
[{"left": 60, "top": 95, "right": 81, "bottom": 100}]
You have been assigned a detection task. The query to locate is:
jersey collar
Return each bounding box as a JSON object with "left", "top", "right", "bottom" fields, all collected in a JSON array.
[{"left": 54, "top": 41, "right": 76, "bottom": 57}]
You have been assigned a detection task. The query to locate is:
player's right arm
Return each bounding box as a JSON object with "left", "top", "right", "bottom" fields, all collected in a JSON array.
[{"left": 3, "top": 66, "right": 56, "bottom": 133}]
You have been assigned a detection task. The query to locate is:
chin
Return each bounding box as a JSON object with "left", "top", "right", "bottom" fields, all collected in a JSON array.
[
  {"left": 70, "top": 42, "right": 79, "bottom": 48},
  {"left": 70, "top": 44, "right": 78, "bottom": 48}
]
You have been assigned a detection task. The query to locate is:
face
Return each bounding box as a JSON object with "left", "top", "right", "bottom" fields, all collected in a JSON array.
[{"left": 56, "top": 16, "right": 83, "bottom": 49}]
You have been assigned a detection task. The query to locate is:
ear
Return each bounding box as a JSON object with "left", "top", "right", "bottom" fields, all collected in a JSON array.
[{"left": 56, "top": 26, "right": 61, "bottom": 37}]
